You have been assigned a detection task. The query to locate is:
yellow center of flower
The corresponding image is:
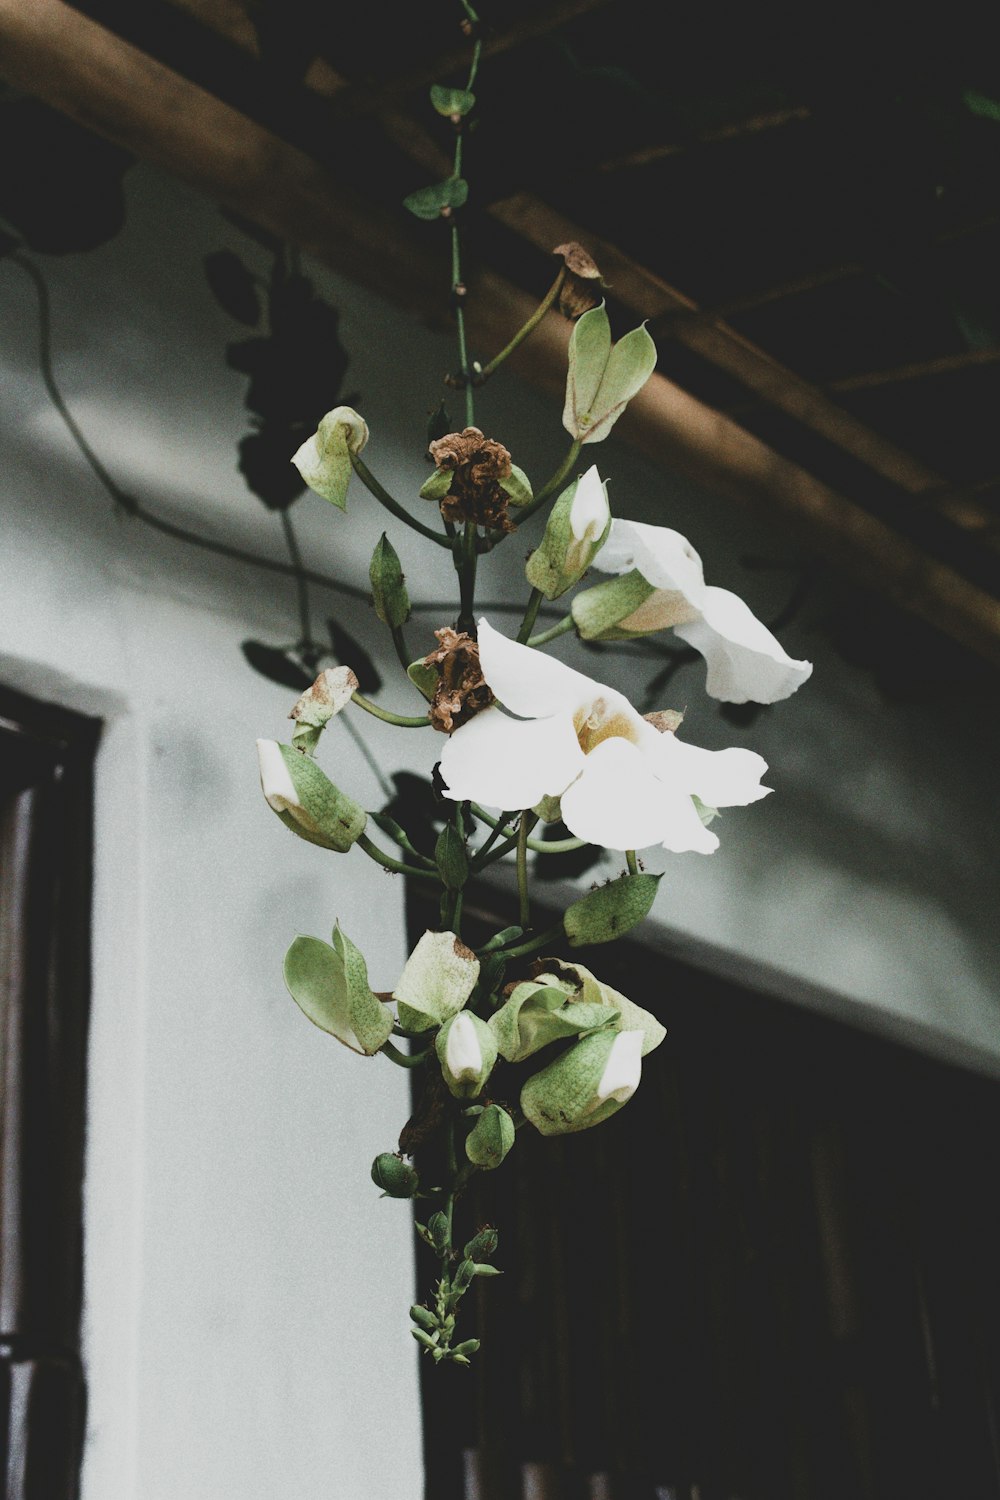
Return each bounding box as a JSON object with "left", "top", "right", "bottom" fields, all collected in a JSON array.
[{"left": 573, "top": 696, "right": 641, "bottom": 755}]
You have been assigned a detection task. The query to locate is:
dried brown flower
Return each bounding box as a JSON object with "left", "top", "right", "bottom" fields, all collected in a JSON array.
[
  {"left": 553, "top": 241, "right": 607, "bottom": 319},
  {"left": 423, "top": 626, "right": 495, "bottom": 733},
  {"left": 427, "top": 427, "right": 516, "bottom": 532}
]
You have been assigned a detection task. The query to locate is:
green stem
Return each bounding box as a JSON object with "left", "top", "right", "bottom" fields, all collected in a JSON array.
[
  {"left": 389, "top": 623, "right": 412, "bottom": 676},
  {"left": 357, "top": 832, "right": 439, "bottom": 881},
  {"left": 473, "top": 808, "right": 516, "bottom": 864},
  {"left": 352, "top": 691, "right": 430, "bottom": 728},
  {"left": 527, "top": 614, "right": 575, "bottom": 648},
  {"left": 381, "top": 1040, "right": 431, "bottom": 1068},
  {"left": 351, "top": 453, "right": 451, "bottom": 548},
  {"left": 626, "top": 849, "right": 639, "bottom": 875},
  {"left": 502, "top": 922, "right": 564, "bottom": 961},
  {"left": 517, "top": 813, "right": 534, "bottom": 927},
  {"left": 508, "top": 439, "right": 582, "bottom": 528},
  {"left": 456, "top": 519, "right": 478, "bottom": 635},
  {"left": 475, "top": 269, "right": 566, "bottom": 383},
  {"left": 516, "top": 587, "right": 544, "bottom": 644},
  {"left": 470, "top": 805, "right": 587, "bottom": 855}
]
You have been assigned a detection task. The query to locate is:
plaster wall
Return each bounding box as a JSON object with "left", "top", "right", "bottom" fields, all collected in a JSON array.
[{"left": 1, "top": 164, "right": 999, "bottom": 1496}]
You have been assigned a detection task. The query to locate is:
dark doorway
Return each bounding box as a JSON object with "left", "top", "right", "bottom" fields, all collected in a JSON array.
[
  {"left": 1, "top": 686, "right": 100, "bottom": 1500},
  {"left": 409, "top": 889, "right": 1000, "bottom": 1500}
]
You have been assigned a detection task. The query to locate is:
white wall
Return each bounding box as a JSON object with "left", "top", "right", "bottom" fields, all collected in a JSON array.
[{"left": 2, "top": 162, "right": 999, "bottom": 1495}]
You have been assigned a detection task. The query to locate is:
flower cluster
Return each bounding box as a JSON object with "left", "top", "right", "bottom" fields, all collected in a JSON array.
[{"left": 260, "top": 47, "right": 813, "bottom": 1367}]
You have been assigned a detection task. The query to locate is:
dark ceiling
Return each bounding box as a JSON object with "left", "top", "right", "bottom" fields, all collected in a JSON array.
[{"left": 3, "top": 0, "right": 1000, "bottom": 679}]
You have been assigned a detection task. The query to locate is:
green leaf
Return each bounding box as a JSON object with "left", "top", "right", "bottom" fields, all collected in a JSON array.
[
  {"left": 430, "top": 85, "right": 476, "bottom": 117},
  {"left": 369, "top": 532, "right": 411, "bottom": 628},
  {"left": 394, "top": 930, "right": 480, "bottom": 1032},
  {"left": 500, "top": 463, "right": 533, "bottom": 506},
  {"left": 419, "top": 466, "right": 453, "bottom": 501},
  {"left": 403, "top": 178, "right": 469, "bottom": 220},
  {"left": 274, "top": 743, "right": 367, "bottom": 852},
  {"left": 563, "top": 873, "right": 662, "bottom": 946},
  {"left": 407, "top": 659, "right": 438, "bottom": 702},
  {"left": 562, "top": 304, "right": 657, "bottom": 445}
]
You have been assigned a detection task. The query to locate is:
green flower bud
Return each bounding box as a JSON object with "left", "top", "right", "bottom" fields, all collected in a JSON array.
[
  {"left": 464, "top": 1226, "right": 499, "bottom": 1260},
  {"left": 520, "top": 1027, "right": 645, "bottom": 1136},
  {"left": 291, "top": 405, "right": 369, "bottom": 511},
  {"left": 283, "top": 925, "right": 393, "bottom": 1055},
  {"left": 434, "top": 823, "right": 469, "bottom": 892},
  {"left": 369, "top": 532, "right": 411, "bottom": 629},
  {"left": 427, "top": 1211, "right": 450, "bottom": 1251},
  {"left": 563, "top": 304, "right": 657, "bottom": 445},
  {"left": 393, "top": 930, "right": 480, "bottom": 1033},
  {"left": 465, "top": 1104, "right": 515, "bottom": 1169},
  {"left": 436, "top": 1012, "right": 498, "bottom": 1099},
  {"left": 257, "top": 740, "right": 366, "bottom": 852},
  {"left": 499, "top": 463, "right": 533, "bottom": 507},
  {"left": 419, "top": 467, "right": 453, "bottom": 501},
  {"left": 371, "top": 1152, "right": 420, "bottom": 1198},
  {"left": 524, "top": 465, "right": 611, "bottom": 600},
  {"left": 410, "top": 1305, "right": 438, "bottom": 1332},
  {"left": 563, "top": 872, "right": 662, "bottom": 947},
  {"left": 571, "top": 568, "right": 701, "bottom": 641}
]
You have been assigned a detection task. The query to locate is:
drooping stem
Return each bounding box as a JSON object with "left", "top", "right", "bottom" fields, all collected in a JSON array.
[
  {"left": 475, "top": 269, "right": 566, "bottom": 384},
  {"left": 351, "top": 453, "right": 452, "bottom": 548},
  {"left": 351, "top": 692, "right": 430, "bottom": 728},
  {"left": 528, "top": 614, "right": 575, "bottom": 648},
  {"left": 381, "top": 1040, "right": 431, "bottom": 1068},
  {"left": 507, "top": 439, "right": 582, "bottom": 527},
  {"left": 390, "top": 623, "right": 412, "bottom": 675},
  {"left": 502, "top": 922, "right": 564, "bottom": 961},
  {"left": 516, "top": 586, "right": 544, "bottom": 644},
  {"left": 357, "top": 832, "right": 439, "bottom": 881}
]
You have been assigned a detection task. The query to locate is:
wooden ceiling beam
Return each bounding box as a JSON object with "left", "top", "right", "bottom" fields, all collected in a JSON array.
[
  {"left": 2, "top": 0, "right": 999, "bottom": 666},
  {"left": 485, "top": 193, "right": 997, "bottom": 537}
]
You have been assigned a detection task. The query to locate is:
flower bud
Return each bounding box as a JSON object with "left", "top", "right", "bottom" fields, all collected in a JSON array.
[
  {"left": 289, "top": 668, "right": 359, "bottom": 755},
  {"left": 369, "top": 532, "right": 411, "bottom": 629},
  {"left": 257, "top": 740, "right": 366, "bottom": 851},
  {"left": 393, "top": 930, "right": 480, "bottom": 1033},
  {"left": 283, "top": 925, "right": 393, "bottom": 1055},
  {"left": 524, "top": 465, "right": 611, "bottom": 600},
  {"left": 291, "top": 405, "right": 369, "bottom": 511},
  {"left": 571, "top": 569, "right": 702, "bottom": 642},
  {"left": 436, "top": 1012, "right": 497, "bottom": 1099},
  {"left": 520, "top": 1028, "right": 644, "bottom": 1136},
  {"left": 464, "top": 1104, "right": 515, "bottom": 1169},
  {"left": 464, "top": 1226, "right": 499, "bottom": 1260},
  {"left": 371, "top": 1152, "right": 420, "bottom": 1198}
]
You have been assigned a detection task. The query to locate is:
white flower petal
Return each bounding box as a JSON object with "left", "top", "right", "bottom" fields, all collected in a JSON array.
[
  {"left": 257, "top": 738, "right": 301, "bottom": 813},
  {"left": 655, "top": 732, "right": 771, "bottom": 808},
  {"left": 560, "top": 736, "right": 696, "bottom": 851},
  {"left": 596, "top": 1029, "right": 643, "bottom": 1104},
  {"left": 597, "top": 518, "right": 707, "bottom": 610},
  {"left": 674, "top": 586, "right": 814, "bottom": 704},
  {"left": 445, "top": 1013, "right": 484, "bottom": 1081},
  {"left": 476, "top": 618, "right": 597, "bottom": 718},
  {"left": 569, "top": 465, "right": 610, "bottom": 541},
  {"left": 290, "top": 434, "right": 322, "bottom": 486},
  {"left": 440, "top": 706, "right": 586, "bottom": 811}
]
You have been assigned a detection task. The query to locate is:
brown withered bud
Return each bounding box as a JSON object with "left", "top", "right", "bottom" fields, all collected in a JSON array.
[
  {"left": 553, "top": 241, "right": 607, "bottom": 319},
  {"left": 423, "top": 626, "right": 495, "bottom": 733},
  {"left": 427, "top": 427, "right": 516, "bottom": 532},
  {"left": 643, "top": 709, "right": 685, "bottom": 735}
]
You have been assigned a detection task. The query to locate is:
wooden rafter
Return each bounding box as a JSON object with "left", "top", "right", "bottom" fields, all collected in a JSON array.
[{"left": 2, "top": 0, "right": 1000, "bottom": 667}]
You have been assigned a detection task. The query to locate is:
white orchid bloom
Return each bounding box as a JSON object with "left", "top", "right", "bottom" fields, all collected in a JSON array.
[
  {"left": 582, "top": 518, "right": 813, "bottom": 705},
  {"left": 439, "top": 620, "right": 771, "bottom": 854}
]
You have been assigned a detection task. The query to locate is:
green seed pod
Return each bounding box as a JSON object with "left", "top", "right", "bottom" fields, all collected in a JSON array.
[{"left": 371, "top": 1152, "right": 419, "bottom": 1198}]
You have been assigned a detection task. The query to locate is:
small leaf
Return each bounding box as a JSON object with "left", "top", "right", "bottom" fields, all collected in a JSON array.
[
  {"left": 241, "top": 640, "right": 313, "bottom": 692},
  {"left": 563, "top": 873, "right": 662, "bottom": 947},
  {"left": 204, "top": 249, "right": 262, "bottom": 326},
  {"left": 430, "top": 85, "right": 476, "bottom": 117},
  {"left": 403, "top": 178, "right": 469, "bottom": 220},
  {"left": 419, "top": 467, "right": 453, "bottom": 501},
  {"left": 369, "top": 533, "right": 411, "bottom": 629}
]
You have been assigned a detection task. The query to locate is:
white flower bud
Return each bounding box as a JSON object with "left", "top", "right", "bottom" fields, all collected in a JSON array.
[{"left": 445, "top": 1012, "right": 484, "bottom": 1081}]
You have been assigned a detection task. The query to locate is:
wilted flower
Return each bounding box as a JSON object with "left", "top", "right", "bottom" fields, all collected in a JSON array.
[
  {"left": 422, "top": 627, "right": 495, "bottom": 733},
  {"left": 552, "top": 241, "right": 607, "bottom": 319},
  {"left": 575, "top": 518, "right": 813, "bottom": 704},
  {"left": 438, "top": 621, "right": 770, "bottom": 853},
  {"left": 393, "top": 929, "right": 480, "bottom": 1032},
  {"left": 426, "top": 427, "right": 516, "bottom": 531}
]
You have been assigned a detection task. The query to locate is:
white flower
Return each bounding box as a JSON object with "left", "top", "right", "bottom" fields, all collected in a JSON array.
[
  {"left": 439, "top": 620, "right": 771, "bottom": 854},
  {"left": 444, "top": 1012, "right": 485, "bottom": 1082},
  {"left": 582, "top": 518, "right": 813, "bottom": 705}
]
